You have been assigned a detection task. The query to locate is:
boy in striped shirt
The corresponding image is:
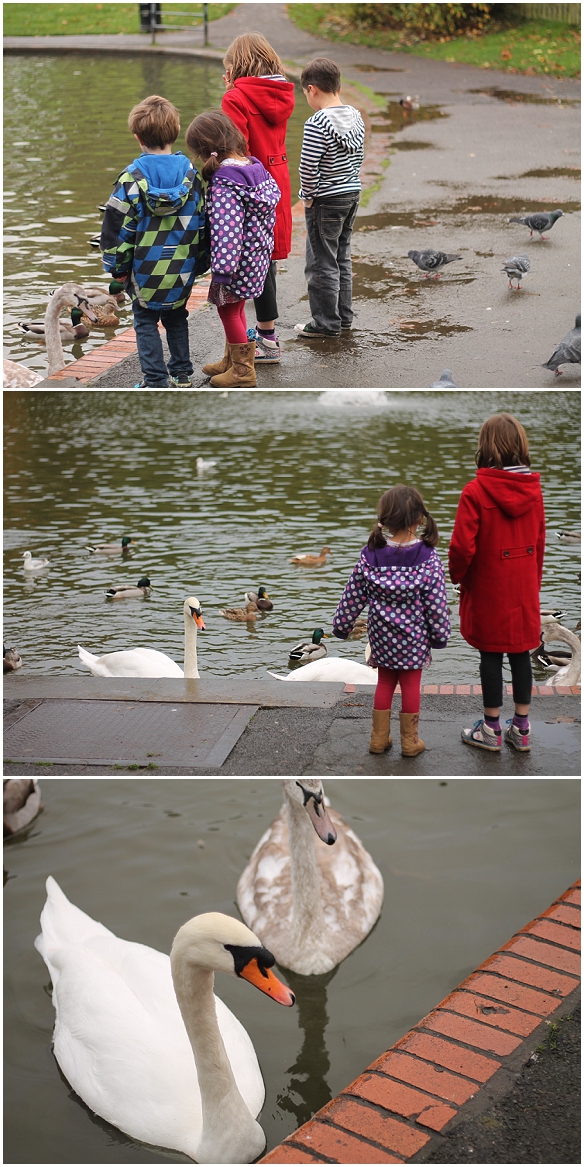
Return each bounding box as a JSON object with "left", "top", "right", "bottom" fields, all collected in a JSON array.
[{"left": 295, "top": 58, "right": 365, "bottom": 338}]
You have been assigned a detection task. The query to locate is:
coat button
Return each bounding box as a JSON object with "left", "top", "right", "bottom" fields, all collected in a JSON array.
[
  {"left": 527, "top": 546, "right": 533, "bottom": 553},
  {"left": 504, "top": 550, "right": 509, "bottom": 557}
]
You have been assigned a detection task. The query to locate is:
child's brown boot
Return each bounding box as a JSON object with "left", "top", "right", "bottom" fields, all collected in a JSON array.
[
  {"left": 210, "top": 340, "right": 257, "bottom": 387},
  {"left": 202, "top": 340, "right": 231, "bottom": 377},
  {"left": 399, "top": 712, "right": 425, "bottom": 756},
  {"left": 369, "top": 709, "right": 392, "bottom": 753}
]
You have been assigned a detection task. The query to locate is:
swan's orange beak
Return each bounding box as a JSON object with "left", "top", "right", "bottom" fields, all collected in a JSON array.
[
  {"left": 240, "top": 957, "right": 295, "bottom": 1006},
  {"left": 189, "top": 607, "right": 205, "bottom": 630}
]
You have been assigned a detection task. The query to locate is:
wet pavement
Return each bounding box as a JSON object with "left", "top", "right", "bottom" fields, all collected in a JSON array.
[
  {"left": 17, "top": 3, "right": 580, "bottom": 390},
  {"left": 3, "top": 679, "right": 580, "bottom": 776}
]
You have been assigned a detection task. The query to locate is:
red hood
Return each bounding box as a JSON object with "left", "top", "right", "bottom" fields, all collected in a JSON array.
[
  {"left": 231, "top": 76, "right": 295, "bottom": 125},
  {"left": 475, "top": 468, "right": 541, "bottom": 517}
]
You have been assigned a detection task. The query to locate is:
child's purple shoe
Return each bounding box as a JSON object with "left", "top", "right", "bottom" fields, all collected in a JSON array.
[
  {"left": 504, "top": 718, "right": 531, "bottom": 752},
  {"left": 461, "top": 718, "right": 502, "bottom": 752}
]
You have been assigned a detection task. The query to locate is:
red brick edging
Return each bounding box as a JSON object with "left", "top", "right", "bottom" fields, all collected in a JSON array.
[{"left": 261, "top": 879, "right": 581, "bottom": 1164}]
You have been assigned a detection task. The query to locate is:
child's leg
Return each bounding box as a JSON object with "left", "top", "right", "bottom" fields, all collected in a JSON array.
[
  {"left": 396, "top": 669, "right": 422, "bottom": 713},
  {"left": 254, "top": 262, "right": 278, "bottom": 332},
  {"left": 374, "top": 666, "right": 399, "bottom": 710},
  {"left": 504, "top": 651, "right": 532, "bottom": 751},
  {"left": 337, "top": 197, "right": 359, "bottom": 328},
  {"left": 217, "top": 300, "right": 248, "bottom": 344},
  {"left": 302, "top": 197, "right": 357, "bottom": 335},
  {"left": 369, "top": 665, "right": 397, "bottom": 753},
  {"left": 132, "top": 301, "right": 169, "bottom": 387},
  {"left": 461, "top": 651, "right": 503, "bottom": 751},
  {"left": 161, "top": 304, "right": 193, "bottom": 381}
]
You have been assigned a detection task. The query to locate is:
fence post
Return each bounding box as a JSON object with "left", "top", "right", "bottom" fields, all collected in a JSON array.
[{"left": 203, "top": 3, "right": 208, "bottom": 45}]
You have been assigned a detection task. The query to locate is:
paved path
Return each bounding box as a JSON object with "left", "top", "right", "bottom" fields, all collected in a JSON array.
[
  {"left": 10, "top": 3, "right": 580, "bottom": 389},
  {"left": 4, "top": 678, "right": 580, "bottom": 776}
]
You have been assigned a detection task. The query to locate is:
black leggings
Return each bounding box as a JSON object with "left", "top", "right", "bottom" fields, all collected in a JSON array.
[
  {"left": 479, "top": 651, "right": 533, "bottom": 708},
  {"left": 253, "top": 261, "right": 278, "bottom": 322}
]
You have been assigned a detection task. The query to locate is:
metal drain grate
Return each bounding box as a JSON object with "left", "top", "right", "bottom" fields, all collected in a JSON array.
[{"left": 3, "top": 700, "right": 258, "bottom": 769}]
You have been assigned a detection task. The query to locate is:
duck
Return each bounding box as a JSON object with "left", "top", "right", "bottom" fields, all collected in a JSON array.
[
  {"left": 17, "top": 307, "right": 90, "bottom": 340},
  {"left": 269, "top": 657, "right": 378, "bottom": 684},
  {"left": 399, "top": 94, "right": 420, "bottom": 112},
  {"left": 556, "top": 530, "right": 580, "bottom": 544},
  {"left": 4, "top": 779, "right": 43, "bottom": 837},
  {"left": 541, "top": 619, "right": 581, "bottom": 687},
  {"left": 22, "top": 551, "right": 50, "bottom": 570},
  {"left": 348, "top": 617, "right": 368, "bottom": 638},
  {"left": 541, "top": 607, "right": 568, "bottom": 622},
  {"left": 3, "top": 645, "right": 23, "bottom": 673},
  {"left": 78, "top": 280, "right": 127, "bottom": 306},
  {"left": 220, "top": 600, "right": 259, "bottom": 622},
  {"left": 237, "top": 779, "right": 384, "bottom": 976},
  {"left": 244, "top": 587, "right": 273, "bottom": 611},
  {"left": 104, "top": 577, "right": 152, "bottom": 600},
  {"left": 79, "top": 300, "right": 120, "bottom": 328},
  {"left": 290, "top": 546, "right": 331, "bottom": 567},
  {"left": 289, "top": 628, "right": 328, "bottom": 662},
  {"left": 34, "top": 878, "right": 294, "bottom": 1163},
  {"left": 87, "top": 536, "right": 136, "bottom": 554},
  {"left": 3, "top": 358, "right": 43, "bottom": 388},
  {"left": 18, "top": 283, "right": 98, "bottom": 377},
  {"left": 78, "top": 596, "right": 205, "bottom": 678},
  {"left": 196, "top": 456, "right": 217, "bottom": 474}
]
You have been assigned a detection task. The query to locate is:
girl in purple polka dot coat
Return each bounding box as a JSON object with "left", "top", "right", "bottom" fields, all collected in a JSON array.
[
  {"left": 186, "top": 110, "right": 280, "bottom": 388},
  {"left": 333, "top": 485, "right": 451, "bottom": 757}
]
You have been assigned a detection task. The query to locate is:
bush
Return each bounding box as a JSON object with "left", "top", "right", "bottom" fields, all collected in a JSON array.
[{"left": 333, "top": 4, "right": 502, "bottom": 42}]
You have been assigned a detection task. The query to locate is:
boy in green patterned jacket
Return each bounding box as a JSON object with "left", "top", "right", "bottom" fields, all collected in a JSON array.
[{"left": 101, "top": 95, "right": 209, "bottom": 388}]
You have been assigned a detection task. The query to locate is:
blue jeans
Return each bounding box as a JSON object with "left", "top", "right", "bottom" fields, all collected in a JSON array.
[
  {"left": 132, "top": 300, "right": 193, "bottom": 386},
  {"left": 305, "top": 193, "right": 360, "bottom": 333}
]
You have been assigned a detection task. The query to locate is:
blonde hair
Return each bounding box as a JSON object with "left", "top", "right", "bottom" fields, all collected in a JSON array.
[
  {"left": 128, "top": 94, "right": 180, "bottom": 148},
  {"left": 223, "top": 33, "right": 286, "bottom": 82}
]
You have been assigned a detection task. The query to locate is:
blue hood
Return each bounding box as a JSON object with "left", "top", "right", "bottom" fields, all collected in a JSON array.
[{"left": 130, "top": 151, "right": 196, "bottom": 214}]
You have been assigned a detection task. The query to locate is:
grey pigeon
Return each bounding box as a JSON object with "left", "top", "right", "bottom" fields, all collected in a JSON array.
[
  {"left": 428, "top": 369, "right": 459, "bottom": 387},
  {"left": 508, "top": 209, "right": 564, "bottom": 241},
  {"left": 502, "top": 254, "right": 530, "bottom": 290},
  {"left": 408, "top": 250, "right": 463, "bottom": 279},
  {"left": 542, "top": 314, "right": 581, "bottom": 376}
]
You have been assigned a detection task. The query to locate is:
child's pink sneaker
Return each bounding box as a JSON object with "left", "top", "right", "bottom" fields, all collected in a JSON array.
[{"left": 461, "top": 718, "right": 502, "bottom": 752}]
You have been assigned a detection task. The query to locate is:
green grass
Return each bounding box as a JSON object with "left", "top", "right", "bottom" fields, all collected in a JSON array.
[
  {"left": 287, "top": 6, "right": 581, "bottom": 78},
  {"left": 4, "top": 3, "right": 236, "bottom": 37}
]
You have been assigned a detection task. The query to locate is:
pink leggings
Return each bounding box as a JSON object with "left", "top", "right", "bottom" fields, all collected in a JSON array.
[
  {"left": 217, "top": 300, "right": 248, "bottom": 344},
  {"left": 374, "top": 666, "right": 422, "bottom": 713}
]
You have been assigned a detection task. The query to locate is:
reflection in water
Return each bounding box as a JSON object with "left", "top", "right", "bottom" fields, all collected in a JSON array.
[{"left": 276, "top": 966, "right": 337, "bottom": 1127}]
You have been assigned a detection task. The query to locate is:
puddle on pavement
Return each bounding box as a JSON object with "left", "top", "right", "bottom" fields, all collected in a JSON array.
[
  {"left": 356, "top": 196, "right": 581, "bottom": 232},
  {"left": 465, "top": 87, "right": 580, "bottom": 105},
  {"left": 351, "top": 63, "right": 406, "bottom": 72},
  {"left": 370, "top": 101, "right": 449, "bottom": 133},
  {"left": 519, "top": 167, "right": 581, "bottom": 179},
  {"left": 388, "top": 317, "right": 474, "bottom": 339},
  {"left": 392, "top": 139, "right": 437, "bottom": 150}
]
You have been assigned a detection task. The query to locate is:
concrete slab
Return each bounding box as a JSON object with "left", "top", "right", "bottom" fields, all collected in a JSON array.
[
  {"left": 3, "top": 699, "right": 258, "bottom": 769},
  {"left": 3, "top": 674, "right": 346, "bottom": 707}
]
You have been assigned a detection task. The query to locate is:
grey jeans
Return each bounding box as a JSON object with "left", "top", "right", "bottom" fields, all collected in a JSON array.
[{"left": 305, "top": 193, "right": 360, "bottom": 333}]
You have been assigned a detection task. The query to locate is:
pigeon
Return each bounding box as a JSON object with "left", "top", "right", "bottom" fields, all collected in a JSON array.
[
  {"left": 502, "top": 255, "right": 530, "bottom": 290},
  {"left": 542, "top": 314, "right": 581, "bottom": 376},
  {"left": 428, "top": 369, "right": 459, "bottom": 387},
  {"left": 408, "top": 250, "right": 462, "bottom": 279},
  {"left": 508, "top": 209, "right": 564, "bottom": 241}
]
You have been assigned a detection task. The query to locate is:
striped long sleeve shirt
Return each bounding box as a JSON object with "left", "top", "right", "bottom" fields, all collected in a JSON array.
[{"left": 298, "top": 105, "right": 365, "bottom": 201}]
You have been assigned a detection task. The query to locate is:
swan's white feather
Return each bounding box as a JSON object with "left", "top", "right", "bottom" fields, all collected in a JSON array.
[
  {"left": 35, "top": 878, "right": 263, "bottom": 1159},
  {"left": 268, "top": 658, "right": 377, "bottom": 683},
  {"left": 78, "top": 645, "right": 184, "bottom": 678}
]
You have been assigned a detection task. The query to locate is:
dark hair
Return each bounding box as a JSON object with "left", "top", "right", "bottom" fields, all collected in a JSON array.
[
  {"left": 300, "top": 57, "right": 341, "bottom": 95},
  {"left": 185, "top": 110, "right": 248, "bottom": 181},
  {"left": 367, "top": 484, "right": 439, "bottom": 550},
  {"left": 475, "top": 412, "right": 531, "bottom": 469},
  {"left": 128, "top": 94, "right": 180, "bottom": 149}
]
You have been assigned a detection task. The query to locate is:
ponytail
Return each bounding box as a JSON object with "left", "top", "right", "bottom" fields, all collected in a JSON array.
[
  {"left": 367, "top": 486, "right": 439, "bottom": 550},
  {"left": 367, "top": 520, "right": 386, "bottom": 551},
  {"left": 420, "top": 511, "right": 439, "bottom": 547}
]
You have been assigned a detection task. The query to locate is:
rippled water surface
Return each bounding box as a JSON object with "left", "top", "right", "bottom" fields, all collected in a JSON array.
[
  {"left": 3, "top": 52, "right": 307, "bottom": 374},
  {"left": 4, "top": 390, "right": 580, "bottom": 682},
  {"left": 4, "top": 777, "right": 580, "bottom": 1163}
]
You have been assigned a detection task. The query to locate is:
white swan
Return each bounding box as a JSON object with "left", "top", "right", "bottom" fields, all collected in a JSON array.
[
  {"left": 268, "top": 657, "right": 377, "bottom": 683},
  {"left": 34, "top": 283, "right": 98, "bottom": 377},
  {"left": 35, "top": 878, "right": 294, "bottom": 1163},
  {"left": 542, "top": 619, "right": 581, "bottom": 687},
  {"left": 3, "top": 357, "right": 43, "bottom": 387},
  {"left": 237, "top": 780, "right": 384, "bottom": 975},
  {"left": 78, "top": 595, "right": 204, "bottom": 678}
]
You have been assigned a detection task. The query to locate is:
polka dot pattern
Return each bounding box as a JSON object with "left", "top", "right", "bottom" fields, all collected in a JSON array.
[
  {"left": 208, "top": 169, "right": 280, "bottom": 301},
  {"left": 333, "top": 548, "right": 451, "bottom": 670}
]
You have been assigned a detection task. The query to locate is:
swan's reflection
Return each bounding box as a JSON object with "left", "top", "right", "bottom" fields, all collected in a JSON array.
[{"left": 276, "top": 964, "right": 337, "bottom": 1126}]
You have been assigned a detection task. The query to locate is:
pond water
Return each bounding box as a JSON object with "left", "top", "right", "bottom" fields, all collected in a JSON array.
[
  {"left": 4, "top": 777, "right": 580, "bottom": 1163},
  {"left": 3, "top": 52, "right": 308, "bottom": 375},
  {"left": 4, "top": 389, "right": 580, "bottom": 683}
]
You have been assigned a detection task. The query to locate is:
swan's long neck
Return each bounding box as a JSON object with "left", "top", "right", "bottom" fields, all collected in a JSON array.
[
  {"left": 45, "top": 293, "right": 67, "bottom": 376},
  {"left": 171, "top": 961, "right": 263, "bottom": 1163},
  {"left": 285, "top": 792, "right": 327, "bottom": 949},
  {"left": 544, "top": 624, "right": 581, "bottom": 685},
  {"left": 184, "top": 614, "right": 199, "bottom": 679}
]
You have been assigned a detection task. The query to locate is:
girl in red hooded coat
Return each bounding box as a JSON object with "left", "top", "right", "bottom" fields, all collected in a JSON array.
[
  {"left": 449, "top": 413, "right": 545, "bottom": 754},
  {"left": 221, "top": 32, "right": 295, "bottom": 367}
]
